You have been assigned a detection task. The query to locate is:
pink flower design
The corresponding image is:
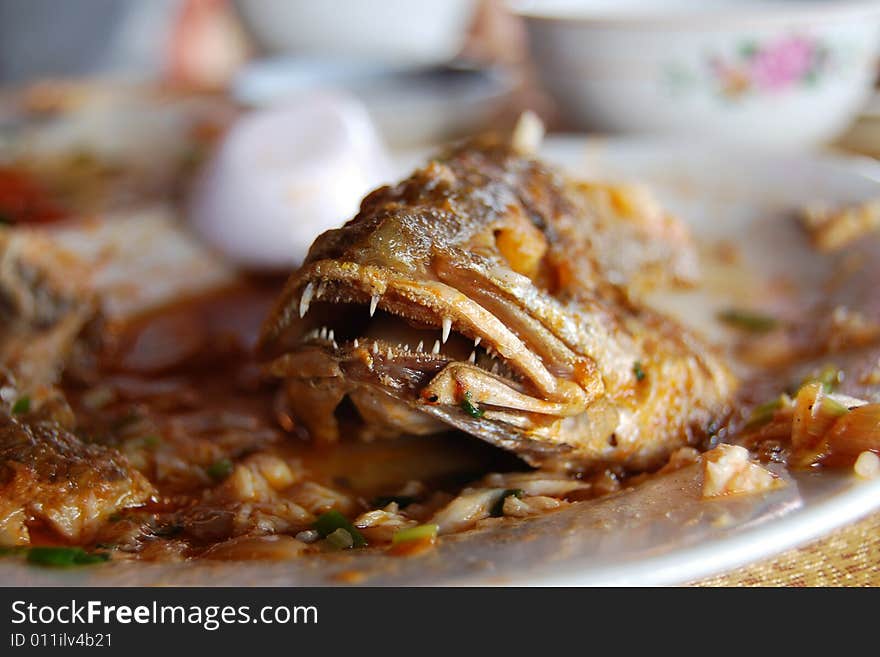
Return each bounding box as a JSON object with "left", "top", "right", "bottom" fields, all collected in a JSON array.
[{"left": 748, "top": 36, "right": 816, "bottom": 91}]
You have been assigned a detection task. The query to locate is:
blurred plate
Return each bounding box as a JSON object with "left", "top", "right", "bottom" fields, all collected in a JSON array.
[
  {"left": 3, "top": 136, "right": 880, "bottom": 586},
  {"left": 233, "top": 59, "right": 515, "bottom": 146}
]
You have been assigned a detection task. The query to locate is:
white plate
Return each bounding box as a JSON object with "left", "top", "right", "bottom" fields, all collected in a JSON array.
[{"left": 3, "top": 136, "right": 880, "bottom": 586}]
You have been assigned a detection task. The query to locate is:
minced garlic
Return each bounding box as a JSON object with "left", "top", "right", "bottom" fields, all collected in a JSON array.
[{"left": 702, "top": 444, "right": 783, "bottom": 499}]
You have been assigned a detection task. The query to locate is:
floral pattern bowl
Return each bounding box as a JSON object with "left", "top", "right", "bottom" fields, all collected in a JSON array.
[{"left": 513, "top": 0, "right": 880, "bottom": 148}]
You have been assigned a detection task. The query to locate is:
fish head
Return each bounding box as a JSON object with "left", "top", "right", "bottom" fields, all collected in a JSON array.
[{"left": 259, "top": 136, "right": 607, "bottom": 465}]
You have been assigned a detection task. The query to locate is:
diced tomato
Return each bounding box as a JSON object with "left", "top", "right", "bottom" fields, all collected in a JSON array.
[{"left": 0, "top": 165, "right": 66, "bottom": 225}]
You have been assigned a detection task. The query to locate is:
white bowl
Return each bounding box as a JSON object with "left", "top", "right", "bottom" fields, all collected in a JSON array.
[
  {"left": 233, "top": 59, "right": 516, "bottom": 147},
  {"left": 233, "top": 0, "right": 477, "bottom": 68},
  {"left": 514, "top": 0, "right": 880, "bottom": 148}
]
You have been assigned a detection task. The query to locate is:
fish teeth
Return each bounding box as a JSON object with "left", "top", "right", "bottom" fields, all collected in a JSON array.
[
  {"left": 353, "top": 338, "right": 359, "bottom": 348},
  {"left": 416, "top": 341, "right": 424, "bottom": 353},
  {"left": 332, "top": 340, "right": 338, "bottom": 349},
  {"left": 441, "top": 317, "right": 452, "bottom": 343},
  {"left": 328, "top": 329, "right": 335, "bottom": 342},
  {"left": 369, "top": 295, "right": 380, "bottom": 317},
  {"left": 316, "top": 282, "right": 327, "bottom": 298},
  {"left": 319, "top": 326, "right": 328, "bottom": 340},
  {"left": 372, "top": 343, "right": 379, "bottom": 355},
  {"left": 299, "top": 282, "right": 314, "bottom": 318},
  {"left": 474, "top": 337, "right": 481, "bottom": 347},
  {"left": 387, "top": 347, "right": 393, "bottom": 359},
  {"left": 432, "top": 340, "right": 441, "bottom": 355},
  {"left": 468, "top": 351, "right": 476, "bottom": 364},
  {"left": 491, "top": 362, "right": 499, "bottom": 374}
]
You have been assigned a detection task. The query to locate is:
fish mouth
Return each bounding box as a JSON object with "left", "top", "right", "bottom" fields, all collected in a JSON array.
[{"left": 260, "top": 260, "right": 593, "bottom": 429}]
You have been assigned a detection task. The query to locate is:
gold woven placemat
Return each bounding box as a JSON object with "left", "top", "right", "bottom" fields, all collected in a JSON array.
[{"left": 691, "top": 511, "right": 880, "bottom": 586}]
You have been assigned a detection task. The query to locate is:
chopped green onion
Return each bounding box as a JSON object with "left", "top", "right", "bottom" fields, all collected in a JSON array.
[
  {"left": 633, "top": 361, "right": 646, "bottom": 382},
  {"left": 0, "top": 546, "right": 27, "bottom": 557},
  {"left": 801, "top": 364, "right": 842, "bottom": 393},
  {"left": 324, "top": 528, "right": 354, "bottom": 550},
  {"left": 372, "top": 495, "right": 417, "bottom": 509},
  {"left": 818, "top": 395, "right": 849, "bottom": 418},
  {"left": 111, "top": 410, "right": 144, "bottom": 434},
  {"left": 491, "top": 488, "right": 524, "bottom": 517},
  {"left": 392, "top": 524, "right": 438, "bottom": 545},
  {"left": 461, "top": 391, "right": 485, "bottom": 419},
  {"left": 206, "top": 458, "right": 233, "bottom": 481},
  {"left": 11, "top": 396, "right": 30, "bottom": 415},
  {"left": 745, "top": 395, "right": 788, "bottom": 429},
  {"left": 312, "top": 510, "right": 367, "bottom": 548},
  {"left": 26, "top": 547, "right": 110, "bottom": 567},
  {"left": 141, "top": 435, "right": 161, "bottom": 449},
  {"left": 717, "top": 309, "right": 780, "bottom": 333}
]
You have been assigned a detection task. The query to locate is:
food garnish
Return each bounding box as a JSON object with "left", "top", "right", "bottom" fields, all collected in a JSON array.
[
  {"left": 313, "top": 511, "right": 367, "bottom": 548},
  {"left": 717, "top": 309, "right": 780, "bottom": 333}
]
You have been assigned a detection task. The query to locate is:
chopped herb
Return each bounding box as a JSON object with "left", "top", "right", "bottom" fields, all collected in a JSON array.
[
  {"left": 11, "top": 396, "right": 30, "bottom": 415},
  {"left": 111, "top": 409, "right": 144, "bottom": 434},
  {"left": 392, "top": 524, "right": 438, "bottom": 545},
  {"left": 745, "top": 395, "right": 788, "bottom": 429},
  {"left": 801, "top": 365, "right": 842, "bottom": 393},
  {"left": 717, "top": 309, "right": 780, "bottom": 333},
  {"left": 0, "top": 212, "right": 11, "bottom": 225},
  {"left": 324, "top": 528, "right": 355, "bottom": 550},
  {"left": 26, "top": 547, "right": 110, "bottom": 567},
  {"left": 461, "top": 391, "right": 485, "bottom": 419},
  {"left": 633, "top": 361, "right": 646, "bottom": 382},
  {"left": 372, "top": 495, "right": 417, "bottom": 509},
  {"left": 491, "top": 488, "right": 525, "bottom": 517},
  {"left": 818, "top": 395, "right": 849, "bottom": 418},
  {"left": 313, "top": 510, "right": 367, "bottom": 548},
  {"left": 141, "top": 434, "right": 162, "bottom": 449},
  {"left": 206, "top": 458, "right": 233, "bottom": 481},
  {"left": 0, "top": 546, "right": 27, "bottom": 557}
]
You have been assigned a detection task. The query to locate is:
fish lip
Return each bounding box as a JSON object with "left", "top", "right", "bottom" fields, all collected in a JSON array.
[{"left": 260, "top": 259, "right": 565, "bottom": 398}]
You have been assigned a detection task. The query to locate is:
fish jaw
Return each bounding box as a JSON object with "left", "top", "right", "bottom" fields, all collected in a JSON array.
[{"left": 260, "top": 258, "right": 599, "bottom": 449}]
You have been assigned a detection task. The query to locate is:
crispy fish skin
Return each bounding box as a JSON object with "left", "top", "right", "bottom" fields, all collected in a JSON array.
[
  {"left": 261, "top": 135, "right": 737, "bottom": 472},
  {"left": 0, "top": 227, "right": 96, "bottom": 395},
  {"left": 0, "top": 416, "right": 154, "bottom": 545},
  {"left": 0, "top": 226, "right": 155, "bottom": 546}
]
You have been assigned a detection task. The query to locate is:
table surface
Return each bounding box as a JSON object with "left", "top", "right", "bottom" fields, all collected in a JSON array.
[{"left": 692, "top": 509, "right": 880, "bottom": 586}]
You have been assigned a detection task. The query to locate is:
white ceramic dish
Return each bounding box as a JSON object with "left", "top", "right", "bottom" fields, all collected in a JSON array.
[
  {"left": 233, "top": 61, "right": 515, "bottom": 147},
  {"left": 3, "top": 135, "right": 880, "bottom": 586},
  {"left": 233, "top": 0, "right": 477, "bottom": 68},
  {"left": 513, "top": 0, "right": 880, "bottom": 148}
]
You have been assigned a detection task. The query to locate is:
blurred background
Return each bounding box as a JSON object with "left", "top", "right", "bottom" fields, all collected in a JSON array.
[
  {"left": 3, "top": 0, "right": 880, "bottom": 267},
  {"left": 2, "top": 0, "right": 877, "bottom": 150},
  {"left": 0, "top": 0, "right": 538, "bottom": 147}
]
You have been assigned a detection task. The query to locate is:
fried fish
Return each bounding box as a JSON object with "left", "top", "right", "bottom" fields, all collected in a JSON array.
[{"left": 261, "top": 127, "right": 736, "bottom": 472}]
